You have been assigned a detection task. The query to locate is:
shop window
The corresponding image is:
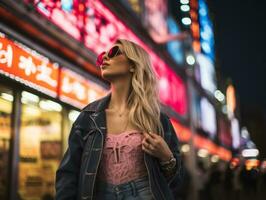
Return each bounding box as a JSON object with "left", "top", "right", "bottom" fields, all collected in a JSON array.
[
  {"left": 19, "top": 91, "right": 62, "bottom": 200},
  {"left": 0, "top": 85, "right": 12, "bottom": 200},
  {"left": 62, "top": 109, "right": 80, "bottom": 153}
]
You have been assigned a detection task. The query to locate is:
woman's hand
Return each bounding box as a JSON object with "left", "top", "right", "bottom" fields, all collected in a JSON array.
[{"left": 142, "top": 132, "right": 173, "bottom": 162}]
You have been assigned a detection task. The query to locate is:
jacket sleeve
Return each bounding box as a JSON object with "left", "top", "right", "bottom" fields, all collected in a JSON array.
[
  {"left": 164, "top": 115, "right": 183, "bottom": 188},
  {"left": 55, "top": 122, "right": 83, "bottom": 200}
]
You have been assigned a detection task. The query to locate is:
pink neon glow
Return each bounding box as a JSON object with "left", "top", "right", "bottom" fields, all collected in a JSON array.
[
  {"left": 32, "top": 0, "right": 187, "bottom": 116},
  {"left": 35, "top": 1, "right": 81, "bottom": 40}
]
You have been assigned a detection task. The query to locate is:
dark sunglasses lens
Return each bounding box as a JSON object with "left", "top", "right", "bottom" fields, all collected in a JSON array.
[
  {"left": 108, "top": 46, "right": 120, "bottom": 58},
  {"left": 96, "top": 52, "right": 105, "bottom": 67}
]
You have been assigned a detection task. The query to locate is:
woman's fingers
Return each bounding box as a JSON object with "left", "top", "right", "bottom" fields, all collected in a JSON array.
[
  {"left": 142, "top": 142, "right": 155, "bottom": 156},
  {"left": 143, "top": 132, "right": 157, "bottom": 145},
  {"left": 142, "top": 139, "right": 150, "bottom": 148}
]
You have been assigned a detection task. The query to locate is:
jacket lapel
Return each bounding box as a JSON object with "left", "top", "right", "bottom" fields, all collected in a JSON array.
[{"left": 89, "top": 93, "right": 111, "bottom": 137}]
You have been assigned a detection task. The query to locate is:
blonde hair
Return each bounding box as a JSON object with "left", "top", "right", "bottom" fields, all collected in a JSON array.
[{"left": 116, "top": 39, "right": 164, "bottom": 137}]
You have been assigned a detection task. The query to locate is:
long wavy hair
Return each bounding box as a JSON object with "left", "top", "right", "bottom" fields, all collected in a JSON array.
[{"left": 115, "top": 39, "right": 164, "bottom": 137}]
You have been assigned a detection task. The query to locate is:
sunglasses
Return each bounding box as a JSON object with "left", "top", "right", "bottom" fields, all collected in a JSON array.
[{"left": 96, "top": 46, "right": 123, "bottom": 67}]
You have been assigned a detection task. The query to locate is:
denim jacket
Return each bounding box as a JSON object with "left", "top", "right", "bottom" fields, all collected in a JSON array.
[{"left": 55, "top": 93, "right": 183, "bottom": 200}]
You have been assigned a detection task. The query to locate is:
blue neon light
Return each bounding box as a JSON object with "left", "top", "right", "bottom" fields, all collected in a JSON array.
[
  {"left": 61, "top": 0, "right": 73, "bottom": 12},
  {"left": 166, "top": 17, "right": 184, "bottom": 65},
  {"left": 198, "top": 0, "right": 215, "bottom": 62}
]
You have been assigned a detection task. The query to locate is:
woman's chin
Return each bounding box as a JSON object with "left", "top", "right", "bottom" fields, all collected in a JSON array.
[
  {"left": 101, "top": 71, "right": 116, "bottom": 81},
  {"left": 101, "top": 71, "right": 131, "bottom": 82}
]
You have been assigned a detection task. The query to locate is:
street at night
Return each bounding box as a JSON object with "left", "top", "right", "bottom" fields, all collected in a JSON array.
[{"left": 0, "top": 0, "right": 265, "bottom": 200}]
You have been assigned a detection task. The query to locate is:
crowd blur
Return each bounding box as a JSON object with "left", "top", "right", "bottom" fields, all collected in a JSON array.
[{"left": 175, "top": 153, "right": 266, "bottom": 200}]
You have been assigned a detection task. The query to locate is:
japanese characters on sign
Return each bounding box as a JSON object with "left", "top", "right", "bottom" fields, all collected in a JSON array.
[
  {"left": 0, "top": 33, "right": 59, "bottom": 97},
  {"left": 59, "top": 68, "right": 106, "bottom": 109},
  {"left": 0, "top": 32, "right": 106, "bottom": 108}
]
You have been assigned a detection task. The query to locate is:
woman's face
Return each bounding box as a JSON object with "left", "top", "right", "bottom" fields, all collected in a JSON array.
[{"left": 99, "top": 44, "right": 133, "bottom": 81}]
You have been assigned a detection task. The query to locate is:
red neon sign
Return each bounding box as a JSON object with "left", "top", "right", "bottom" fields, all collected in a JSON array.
[
  {"left": 0, "top": 33, "right": 59, "bottom": 97},
  {"left": 170, "top": 118, "right": 192, "bottom": 142},
  {"left": 0, "top": 32, "right": 107, "bottom": 108},
  {"left": 59, "top": 68, "right": 106, "bottom": 109}
]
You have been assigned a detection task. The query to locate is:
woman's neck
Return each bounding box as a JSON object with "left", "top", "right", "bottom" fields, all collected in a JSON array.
[{"left": 108, "top": 79, "right": 131, "bottom": 110}]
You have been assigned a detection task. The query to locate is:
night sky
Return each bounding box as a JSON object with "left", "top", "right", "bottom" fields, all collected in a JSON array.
[{"left": 208, "top": 0, "right": 266, "bottom": 157}]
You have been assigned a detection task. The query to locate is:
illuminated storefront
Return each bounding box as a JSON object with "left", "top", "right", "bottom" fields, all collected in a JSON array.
[
  {"left": 0, "top": 31, "right": 107, "bottom": 199},
  {"left": 19, "top": 92, "right": 62, "bottom": 199},
  {"left": 0, "top": 85, "right": 12, "bottom": 199}
]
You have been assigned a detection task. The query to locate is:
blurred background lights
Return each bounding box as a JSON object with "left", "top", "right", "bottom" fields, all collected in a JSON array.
[
  {"left": 246, "top": 141, "right": 256, "bottom": 149},
  {"left": 68, "top": 110, "right": 80, "bottom": 122},
  {"left": 180, "top": 5, "right": 190, "bottom": 12},
  {"left": 201, "top": 42, "right": 211, "bottom": 53},
  {"left": 197, "top": 149, "right": 209, "bottom": 158},
  {"left": 230, "top": 158, "right": 240, "bottom": 169},
  {"left": 24, "top": 106, "right": 41, "bottom": 117},
  {"left": 222, "top": 105, "right": 227, "bottom": 114},
  {"left": 22, "top": 91, "right": 40, "bottom": 104},
  {"left": 242, "top": 149, "right": 259, "bottom": 158},
  {"left": 180, "top": 0, "right": 189, "bottom": 4},
  {"left": 181, "top": 144, "right": 190, "bottom": 153},
  {"left": 214, "top": 90, "right": 225, "bottom": 102},
  {"left": 61, "top": 0, "right": 73, "bottom": 12},
  {"left": 182, "top": 17, "right": 192, "bottom": 25},
  {"left": 241, "top": 127, "right": 250, "bottom": 139},
  {"left": 1, "top": 93, "right": 14, "bottom": 102},
  {"left": 211, "top": 155, "right": 219, "bottom": 163},
  {"left": 39, "top": 100, "right": 62, "bottom": 112},
  {"left": 159, "top": 77, "right": 169, "bottom": 91},
  {"left": 245, "top": 159, "right": 260, "bottom": 170},
  {"left": 186, "top": 54, "right": 195, "bottom": 65}
]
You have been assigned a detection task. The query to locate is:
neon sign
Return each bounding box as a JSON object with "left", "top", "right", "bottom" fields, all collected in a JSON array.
[
  {"left": 0, "top": 32, "right": 59, "bottom": 97},
  {"left": 59, "top": 68, "right": 106, "bottom": 108}
]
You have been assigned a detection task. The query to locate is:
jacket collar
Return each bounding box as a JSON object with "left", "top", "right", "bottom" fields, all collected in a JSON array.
[{"left": 82, "top": 92, "right": 112, "bottom": 135}]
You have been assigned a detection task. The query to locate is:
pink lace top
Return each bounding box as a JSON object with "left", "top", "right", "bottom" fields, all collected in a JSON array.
[{"left": 97, "top": 130, "right": 148, "bottom": 185}]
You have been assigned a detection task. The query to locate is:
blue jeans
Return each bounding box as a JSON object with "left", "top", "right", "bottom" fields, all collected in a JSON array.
[{"left": 93, "top": 176, "right": 154, "bottom": 200}]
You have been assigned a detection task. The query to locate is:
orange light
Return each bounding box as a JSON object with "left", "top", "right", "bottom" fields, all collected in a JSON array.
[
  {"left": 190, "top": 10, "right": 198, "bottom": 21},
  {"left": 245, "top": 159, "right": 260, "bottom": 169},
  {"left": 79, "top": 4, "right": 85, "bottom": 12},
  {"left": 170, "top": 119, "right": 192, "bottom": 142},
  {"left": 191, "top": 23, "right": 200, "bottom": 39},
  {"left": 193, "top": 41, "right": 201, "bottom": 52},
  {"left": 226, "top": 85, "right": 236, "bottom": 117},
  {"left": 190, "top": 0, "right": 198, "bottom": 10},
  {"left": 194, "top": 134, "right": 232, "bottom": 161}
]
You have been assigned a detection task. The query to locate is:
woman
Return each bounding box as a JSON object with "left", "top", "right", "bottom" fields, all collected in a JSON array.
[{"left": 55, "top": 39, "right": 182, "bottom": 200}]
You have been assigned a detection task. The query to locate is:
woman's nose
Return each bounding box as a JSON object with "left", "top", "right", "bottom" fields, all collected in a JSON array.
[{"left": 102, "top": 52, "right": 109, "bottom": 61}]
